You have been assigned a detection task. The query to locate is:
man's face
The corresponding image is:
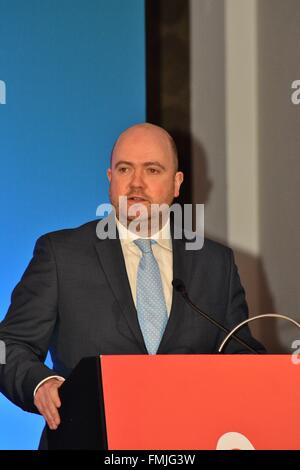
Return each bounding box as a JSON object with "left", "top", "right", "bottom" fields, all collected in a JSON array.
[{"left": 107, "top": 126, "right": 183, "bottom": 223}]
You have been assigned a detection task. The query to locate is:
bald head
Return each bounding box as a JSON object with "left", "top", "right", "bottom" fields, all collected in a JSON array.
[{"left": 110, "top": 123, "right": 179, "bottom": 172}]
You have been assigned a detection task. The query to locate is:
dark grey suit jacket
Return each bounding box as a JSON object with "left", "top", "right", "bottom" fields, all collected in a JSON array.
[{"left": 0, "top": 219, "right": 264, "bottom": 417}]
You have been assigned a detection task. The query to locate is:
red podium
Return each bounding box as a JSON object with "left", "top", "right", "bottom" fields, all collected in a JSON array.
[{"left": 47, "top": 355, "right": 300, "bottom": 450}]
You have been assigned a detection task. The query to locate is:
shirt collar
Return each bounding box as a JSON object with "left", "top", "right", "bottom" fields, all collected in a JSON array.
[{"left": 116, "top": 216, "right": 172, "bottom": 252}]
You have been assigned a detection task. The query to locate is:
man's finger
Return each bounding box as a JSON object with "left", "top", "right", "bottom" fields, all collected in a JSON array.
[
  {"left": 49, "top": 384, "right": 62, "bottom": 408},
  {"left": 42, "top": 402, "right": 61, "bottom": 430},
  {"left": 34, "top": 389, "right": 61, "bottom": 429}
]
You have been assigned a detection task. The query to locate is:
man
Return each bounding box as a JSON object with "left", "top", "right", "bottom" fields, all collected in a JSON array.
[{"left": 0, "top": 123, "right": 265, "bottom": 447}]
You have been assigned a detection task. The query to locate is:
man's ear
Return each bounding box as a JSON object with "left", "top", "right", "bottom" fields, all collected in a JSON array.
[
  {"left": 174, "top": 171, "right": 184, "bottom": 198},
  {"left": 107, "top": 168, "right": 112, "bottom": 182}
]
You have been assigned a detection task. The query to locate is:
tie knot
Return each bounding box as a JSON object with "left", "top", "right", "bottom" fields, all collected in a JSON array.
[{"left": 134, "top": 238, "right": 155, "bottom": 253}]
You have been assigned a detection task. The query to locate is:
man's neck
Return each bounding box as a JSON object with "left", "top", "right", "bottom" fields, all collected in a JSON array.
[{"left": 116, "top": 215, "right": 170, "bottom": 240}]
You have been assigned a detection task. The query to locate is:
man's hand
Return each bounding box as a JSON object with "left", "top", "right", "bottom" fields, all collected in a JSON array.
[{"left": 34, "top": 378, "right": 64, "bottom": 430}]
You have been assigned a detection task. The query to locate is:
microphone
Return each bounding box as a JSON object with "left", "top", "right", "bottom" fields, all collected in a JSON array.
[{"left": 172, "top": 278, "right": 259, "bottom": 354}]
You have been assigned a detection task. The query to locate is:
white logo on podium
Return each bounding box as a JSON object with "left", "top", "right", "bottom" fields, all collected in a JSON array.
[{"left": 216, "top": 432, "right": 255, "bottom": 450}]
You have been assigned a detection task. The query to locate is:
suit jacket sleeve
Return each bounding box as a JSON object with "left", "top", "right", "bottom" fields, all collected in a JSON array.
[
  {"left": 218, "top": 249, "right": 266, "bottom": 354},
  {"left": 0, "top": 235, "right": 60, "bottom": 413}
]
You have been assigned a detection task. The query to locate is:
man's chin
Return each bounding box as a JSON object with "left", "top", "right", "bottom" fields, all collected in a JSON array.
[
  {"left": 119, "top": 213, "right": 151, "bottom": 225},
  {"left": 119, "top": 203, "right": 150, "bottom": 223}
]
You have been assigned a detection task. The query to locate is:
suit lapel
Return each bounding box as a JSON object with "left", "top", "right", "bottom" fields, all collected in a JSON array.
[{"left": 94, "top": 234, "right": 147, "bottom": 353}]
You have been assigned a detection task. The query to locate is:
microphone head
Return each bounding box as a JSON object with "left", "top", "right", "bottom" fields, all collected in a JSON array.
[{"left": 172, "top": 278, "right": 187, "bottom": 294}]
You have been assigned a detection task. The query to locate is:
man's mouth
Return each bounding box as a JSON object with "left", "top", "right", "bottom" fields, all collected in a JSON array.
[{"left": 127, "top": 196, "right": 149, "bottom": 202}]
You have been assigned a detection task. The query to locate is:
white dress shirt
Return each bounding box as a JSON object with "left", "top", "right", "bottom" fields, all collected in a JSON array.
[{"left": 117, "top": 217, "right": 173, "bottom": 315}]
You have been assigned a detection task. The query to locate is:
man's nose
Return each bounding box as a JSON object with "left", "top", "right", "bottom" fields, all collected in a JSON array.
[{"left": 130, "top": 169, "right": 145, "bottom": 188}]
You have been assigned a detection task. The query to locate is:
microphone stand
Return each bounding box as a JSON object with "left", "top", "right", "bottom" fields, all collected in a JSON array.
[{"left": 172, "top": 279, "right": 260, "bottom": 354}]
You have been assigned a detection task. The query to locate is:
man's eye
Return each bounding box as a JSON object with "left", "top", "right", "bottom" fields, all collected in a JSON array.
[
  {"left": 148, "top": 168, "right": 160, "bottom": 174},
  {"left": 118, "top": 167, "right": 129, "bottom": 173}
]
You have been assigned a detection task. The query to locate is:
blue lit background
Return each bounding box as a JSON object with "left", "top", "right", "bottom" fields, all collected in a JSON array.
[{"left": 0, "top": 0, "right": 145, "bottom": 449}]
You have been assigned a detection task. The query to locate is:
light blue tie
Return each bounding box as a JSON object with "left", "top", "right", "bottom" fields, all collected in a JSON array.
[{"left": 134, "top": 239, "right": 168, "bottom": 355}]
